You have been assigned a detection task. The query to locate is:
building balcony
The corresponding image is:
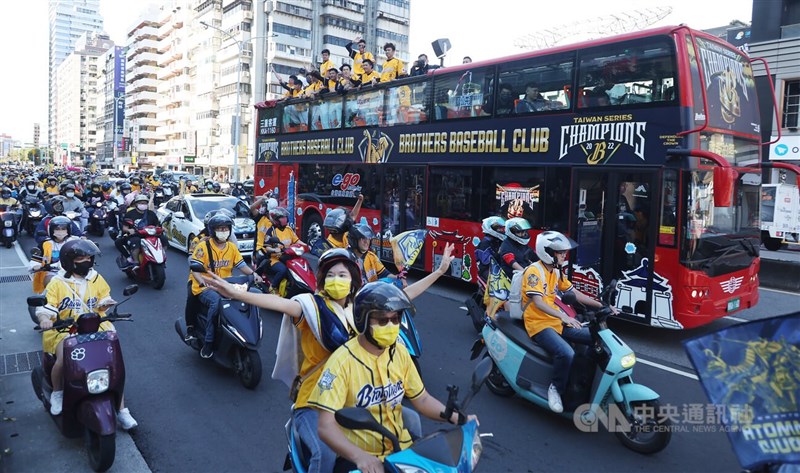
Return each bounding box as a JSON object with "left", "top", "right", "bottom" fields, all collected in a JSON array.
[
  {"left": 131, "top": 116, "right": 159, "bottom": 127},
  {"left": 130, "top": 64, "right": 158, "bottom": 78},
  {"left": 129, "top": 91, "right": 159, "bottom": 103},
  {"left": 132, "top": 38, "right": 159, "bottom": 51},
  {"left": 131, "top": 51, "right": 160, "bottom": 66},
  {"left": 129, "top": 103, "right": 159, "bottom": 115},
  {"left": 129, "top": 77, "right": 159, "bottom": 91},
  {"left": 138, "top": 129, "right": 160, "bottom": 140}
]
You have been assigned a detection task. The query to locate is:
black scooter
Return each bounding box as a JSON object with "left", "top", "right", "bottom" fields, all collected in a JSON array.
[
  {"left": 175, "top": 262, "right": 265, "bottom": 389},
  {"left": 0, "top": 204, "right": 19, "bottom": 248}
]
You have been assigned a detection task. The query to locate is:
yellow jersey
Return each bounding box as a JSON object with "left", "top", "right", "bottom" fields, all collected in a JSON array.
[
  {"left": 268, "top": 226, "right": 299, "bottom": 264},
  {"left": 380, "top": 57, "right": 405, "bottom": 83},
  {"left": 352, "top": 51, "right": 375, "bottom": 77},
  {"left": 189, "top": 240, "right": 245, "bottom": 295},
  {"left": 309, "top": 337, "right": 424, "bottom": 459},
  {"left": 357, "top": 250, "right": 390, "bottom": 284},
  {"left": 254, "top": 216, "right": 273, "bottom": 254},
  {"left": 521, "top": 261, "right": 573, "bottom": 337}
]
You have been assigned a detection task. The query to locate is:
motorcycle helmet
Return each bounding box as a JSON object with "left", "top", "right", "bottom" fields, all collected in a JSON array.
[
  {"left": 347, "top": 223, "right": 375, "bottom": 250},
  {"left": 101, "top": 182, "right": 112, "bottom": 192},
  {"left": 60, "top": 239, "right": 101, "bottom": 277},
  {"left": 205, "top": 181, "right": 214, "bottom": 190},
  {"left": 212, "top": 182, "right": 221, "bottom": 193},
  {"left": 63, "top": 183, "right": 76, "bottom": 193},
  {"left": 133, "top": 194, "right": 149, "bottom": 206},
  {"left": 316, "top": 248, "right": 362, "bottom": 300},
  {"left": 205, "top": 213, "right": 233, "bottom": 237},
  {"left": 48, "top": 215, "right": 73, "bottom": 239},
  {"left": 1, "top": 187, "right": 11, "bottom": 199},
  {"left": 481, "top": 216, "right": 507, "bottom": 241},
  {"left": 323, "top": 208, "right": 352, "bottom": 235},
  {"left": 120, "top": 182, "right": 132, "bottom": 195},
  {"left": 269, "top": 207, "right": 290, "bottom": 228},
  {"left": 535, "top": 231, "right": 578, "bottom": 266},
  {"left": 504, "top": 217, "right": 532, "bottom": 245},
  {"left": 50, "top": 195, "right": 67, "bottom": 214},
  {"left": 353, "top": 282, "right": 414, "bottom": 334},
  {"left": 25, "top": 178, "right": 37, "bottom": 191},
  {"left": 91, "top": 182, "right": 101, "bottom": 193}
]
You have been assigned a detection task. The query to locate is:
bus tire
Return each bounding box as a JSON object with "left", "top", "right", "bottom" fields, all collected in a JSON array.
[
  {"left": 763, "top": 235, "right": 783, "bottom": 252},
  {"left": 302, "top": 212, "right": 323, "bottom": 249}
]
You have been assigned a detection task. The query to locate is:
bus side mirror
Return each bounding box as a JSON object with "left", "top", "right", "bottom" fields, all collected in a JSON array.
[{"left": 713, "top": 167, "right": 738, "bottom": 208}]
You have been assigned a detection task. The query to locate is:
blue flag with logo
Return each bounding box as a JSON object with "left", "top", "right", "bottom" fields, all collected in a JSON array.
[{"left": 684, "top": 312, "right": 800, "bottom": 470}]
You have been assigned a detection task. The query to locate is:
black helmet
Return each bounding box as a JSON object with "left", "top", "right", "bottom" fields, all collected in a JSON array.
[
  {"left": 1, "top": 187, "right": 11, "bottom": 198},
  {"left": 206, "top": 214, "right": 233, "bottom": 235},
  {"left": 48, "top": 216, "right": 73, "bottom": 239},
  {"left": 323, "top": 208, "right": 352, "bottom": 234},
  {"left": 120, "top": 182, "right": 132, "bottom": 193},
  {"left": 64, "top": 183, "right": 76, "bottom": 192},
  {"left": 269, "top": 207, "right": 289, "bottom": 226},
  {"left": 50, "top": 195, "right": 67, "bottom": 214},
  {"left": 101, "top": 182, "right": 112, "bottom": 192},
  {"left": 348, "top": 223, "right": 375, "bottom": 248},
  {"left": 316, "top": 248, "right": 362, "bottom": 298},
  {"left": 353, "top": 282, "right": 414, "bottom": 334},
  {"left": 212, "top": 182, "right": 221, "bottom": 192},
  {"left": 91, "top": 182, "right": 101, "bottom": 192},
  {"left": 60, "top": 239, "right": 101, "bottom": 276}
]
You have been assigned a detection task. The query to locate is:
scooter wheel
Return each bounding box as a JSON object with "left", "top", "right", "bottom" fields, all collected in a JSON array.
[
  {"left": 151, "top": 264, "right": 166, "bottom": 290},
  {"left": 614, "top": 400, "right": 672, "bottom": 454},
  {"left": 5, "top": 241, "right": 12, "bottom": 249},
  {"left": 85, "top": 429, "right": 116, "bottom": 472},
  {"left": 237, "top": 348, "right": 262, "bottom": 389},
  {"left": 484, "top": 355, "right": 515, "bottom": 397}
]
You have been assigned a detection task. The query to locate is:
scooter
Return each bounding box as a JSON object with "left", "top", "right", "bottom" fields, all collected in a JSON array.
[
  {"left": 0, "top": 204, "right": 18, "bottom": 248},
  {"left": 28, "top": 285, "right": 138, "bottom": 472},
  {"left": 87, "top": 201, "right": 107, "bottom": 237},
  {"left": 105, "top": 200, "right": 121, "bottom": 240},
  {"left": 22, "top": 197, "right": 45, "bottom": 236},
  {"left": 283, "top": 357, "right": 493, "bottom": 473},
  {"left": 175, "top": 262, "right": 264, "bottom": 389},
  {"left": 115, "top": 225, "right": 167, "bottom": 290},
  {"left": 472, "top": 282, "right": 671, "bottom": 454},
  {"left": 254, "top": 240, "right": 316, "bottom": 298}
]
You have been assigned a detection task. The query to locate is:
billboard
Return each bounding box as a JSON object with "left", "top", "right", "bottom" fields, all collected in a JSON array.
[{"left": 113, "top": 46, "right": 126, "bottom": 151}]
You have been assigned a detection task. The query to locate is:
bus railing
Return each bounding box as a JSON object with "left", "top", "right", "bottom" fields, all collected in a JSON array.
[
  {"left": 749, "top": 57, "right": 782, "bottom": 147},
  {"left": 666, "top": 148, "right": 738, "bottom": 207},
  {"left": 676, "top": 27, "right": 710, "bottom": 138}
]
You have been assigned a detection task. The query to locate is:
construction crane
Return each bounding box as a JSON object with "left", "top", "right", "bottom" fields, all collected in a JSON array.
[{"left": 514, "top": 6, "right": 674, "bottom": 50}]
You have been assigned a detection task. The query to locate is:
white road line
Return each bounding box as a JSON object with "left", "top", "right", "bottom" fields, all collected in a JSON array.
[
  {"left": 637, "top": 357, "right": 698, "bottom": 380},
  {"left": 725, "top": 316, "right": 749, "bottom": 323},
  {"left": 14, "top": 241, "right": 28, "bottom": 266},
  {"left": 760, "top": 286, "right": 800, "bottom": 297}
]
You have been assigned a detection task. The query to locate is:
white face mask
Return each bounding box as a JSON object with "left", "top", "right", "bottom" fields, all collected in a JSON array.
[
  {"left": 53, "top": 230, "right": 68, "bottom": 240},
  {"left": 27, "top": 185, "right": 35, "bottom": 191},
  {"left": 66, "top": 192, "right": 75, "bottom": 198},
  {"left": 215, "top": 231, "right": 230, "bottom": 241},
  {"left": 137, "top": 204, "right": 148, "bottom": 211}
]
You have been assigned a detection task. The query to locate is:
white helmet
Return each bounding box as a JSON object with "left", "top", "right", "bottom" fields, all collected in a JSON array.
[
  {"left": 481, "top": 216, "right": 506, "bottom": 241},
  {"left": 535, "top": 231, "right": 578, "bottom": 265},
  {"left": 266, "top": 197, "right": 278, "bottom": 211},
  {"left": 504, "top": 217, "right": 531, "bottom": 245}
]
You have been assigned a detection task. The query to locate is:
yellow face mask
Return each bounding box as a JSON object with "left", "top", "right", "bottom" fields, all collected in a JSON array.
[
  {"left": 369, "top": 322, "right": 400, "bottom": 348},
  {"left": 324, "top": 277, "right": 351, "bottom": 300}
]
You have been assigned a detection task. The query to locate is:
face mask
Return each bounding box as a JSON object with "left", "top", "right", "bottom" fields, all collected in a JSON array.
[
  {"left": 27, "top": 185, "right": 35, "bottom": 191},
  {"left": 66, "top": 192, "right": 75, "bottom": 198},
  {"left": 73, "top": 260, "right": 93, "bottom": 277},
  {"left": 53, "top": 230, "right": 68, "bottom": 240},
  {"left": 369, "top": 322, "right": 400, "bottom": 348},
  {"left": 324, "top": 277, "right": 351, "bottom": 300},
  {"left": 137, "top": 204, "right": 148, "bottom": 211},
  {"left": 258, "top": 207, "right": 267, "bottom": 215},
  {"left": 215, "top": 231, "right": 230, "bottom": 241}
]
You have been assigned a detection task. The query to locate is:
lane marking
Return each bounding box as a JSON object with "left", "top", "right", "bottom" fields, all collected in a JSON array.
[
  {"left": 759, "top": 286, "right": 800, "bottom": 297},
  {"left": 14, "top": 241, "right": 28, "bottom": 266},
  {"left": 637, "top": 357, "right": 698, "bottom": 381},
  {"left": 725, "top": 316, "right": 748, "bottom": 323}
]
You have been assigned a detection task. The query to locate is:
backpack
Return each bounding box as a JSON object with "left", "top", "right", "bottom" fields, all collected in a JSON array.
[{"left": 508, "top": 262, "right": 559, "bottom": 320}]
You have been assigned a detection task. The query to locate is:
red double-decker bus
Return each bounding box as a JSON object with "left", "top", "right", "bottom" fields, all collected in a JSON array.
[{"left": 253, "top": 25, "right": 770, "bottom": 329}]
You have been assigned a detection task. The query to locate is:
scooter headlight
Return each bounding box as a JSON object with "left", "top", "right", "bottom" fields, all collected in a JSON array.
[
  {"left": 620, "top": 353, "right": 636, "bottom": 369},
  {"left": 471, "top": 427, "right": 483, "bottom": 469},
  {"left": 87, "top": 369, "right": 110, "bottom": 394},
  {"left": 3, "top": 220, "right": 12, "bottom": 228},
  {"left": 394, "top": 465, "right": 430, "bottom": 473}
]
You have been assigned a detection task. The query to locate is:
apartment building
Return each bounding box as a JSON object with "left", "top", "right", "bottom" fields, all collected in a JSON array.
[{"left": 95, "top": 46, "right": 128, "bottom": 167}]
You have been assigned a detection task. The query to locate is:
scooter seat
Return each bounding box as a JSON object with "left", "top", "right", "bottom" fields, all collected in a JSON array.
[{"left": 495, "top": 312, "right": 553, "bottom": 363}]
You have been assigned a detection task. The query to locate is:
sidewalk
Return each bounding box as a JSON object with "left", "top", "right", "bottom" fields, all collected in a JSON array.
[{"left": 0, "top": 242, "right": 150, "bottom": 473}]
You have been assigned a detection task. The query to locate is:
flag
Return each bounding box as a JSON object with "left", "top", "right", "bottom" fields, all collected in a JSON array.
[
  {"left": 684, "top": 312, "right": 800, "bottom": 470},
  {"left": 389, "top": 229, "right": 426, "bottom": 270},
  {"left": 485, "top": 259, "right": 511, "bottom": 319}
]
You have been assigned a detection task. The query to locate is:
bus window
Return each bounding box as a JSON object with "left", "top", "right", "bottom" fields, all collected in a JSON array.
[
  {"left": 282, "top": 101, "right": 309, "bottom": 133},
  {"left": 297, "top": 163, "right": 379, "bottom": 210},
  {"left": 497, "top": 52, "right": 574, "bottom": 114},
  {"left": 345, "top": 89, "right": 384, "bottom": 128},
  {"left": 484, "top": 167, "right": 544, "bottom": 227},
  {"left": 659, "top": 170, "right": 678, "bottom": 246},
  {"left": 310, "top": 95, "right": 343, "bottom": 131},
  {"left": 577, "top": 38, "right": 676, "bottom": 108},
  {"left": 543, "top": 167, "right": 571, "bottom": 232},
  {"left": 432, "top": 67, "right": 494, "bottom": 120},
  {"left": 427, "top": 167, "right": 481, "bottom": 221},
  {"left": 385, "top": 81, "right": 430, "bottom": 126}
]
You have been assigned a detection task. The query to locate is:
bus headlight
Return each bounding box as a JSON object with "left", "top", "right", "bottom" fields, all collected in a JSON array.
[
  {"left": 620, "top": 353, "right": 636, "bottom": 369},
  {"left": 87, "top": 369, "right": 110, "bottom": 394},
  {"left": 471, "top": 427, "right": 483, "bottom": 469}
]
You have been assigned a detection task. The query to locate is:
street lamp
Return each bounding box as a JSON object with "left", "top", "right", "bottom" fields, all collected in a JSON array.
[{"left": 200, "top": 22, "right": 275, "bottom": 183}]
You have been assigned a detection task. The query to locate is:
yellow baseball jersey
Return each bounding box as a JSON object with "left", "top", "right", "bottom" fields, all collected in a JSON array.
[
  {"left": 0, "top": 197, "right": 18, "bottom": 206},
  {"left": 46, "top": 185, "right": 60, "bottom": 195},
  {"left": 380, "top": 57, "right": 405, "bottom": 83},
  {"left": 41, "top": 273, "right": 113, "bottom": 354},
  {"left": 521, "top": 261, "right": 573, "bottom": 337},
  {"left": 319, "top": 59, "right": 335, "bottom": 76},
  {"left": 268, "top": 226, "right": 299, "bottom": 264},
  {"left": 190, "top": 240, "right": 245, "bottom": 295},
  {"left": 303, "top": 81, "right": 321, "bottom": 96},
  {"left": 326, "top": 233, "right": 347, "bottom": 249},
  {"left": 33, "top": 237, "right": 75, "bottom": 293},
  {"left": 358, "top": 250, "right": 389, "bottom": 283},
  {"left": 358, "top": 70, "right": 380, "bottom": 85},
  {"left": 397, "top": 85, "right": 412, "bottom": 107},
  {"left": 309, "top": 337, "right": 424, "bottom": 459},
  {"left": 131, "top": 184, "right": 142, "bottom": 193},
  {"left": 283, "top": 88, "right": 302, "bottom": 99},
  {"left": 255, "top": 216, "right": 273, "bottom": 253},
  {"left": 352, "top": 51, "right": 375, "bottom": 77}
]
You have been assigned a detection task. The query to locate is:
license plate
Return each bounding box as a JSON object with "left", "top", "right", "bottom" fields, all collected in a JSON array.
[{"left": 727, "top": 298, "right": 740, "bottom": 312}]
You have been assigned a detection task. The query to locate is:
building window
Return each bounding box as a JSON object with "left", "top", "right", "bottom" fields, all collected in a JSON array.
[
  {"left": 273, "top": 23, "right": 311, "bottom": 39},
  {"left": 782, "top": 80, "right": 799, "bottom": 129}
]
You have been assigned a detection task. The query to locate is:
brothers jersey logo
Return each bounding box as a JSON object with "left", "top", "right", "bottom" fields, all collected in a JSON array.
[
  {"left": 317, "top": 368, "right": 336, "bottom": 392},
  {"left": 356, "top": 380, "right": 405, "bottom": 408},
  {"left": 559, "top": 121, "right": 647, "bottom": 164},
  {"left": 57, "top": 296, "right": 99, "bottom": 311}
]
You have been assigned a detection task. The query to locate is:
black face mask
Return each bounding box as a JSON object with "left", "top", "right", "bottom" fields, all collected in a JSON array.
[{"left": 73, "top": 260, "right": 93, "bottom": 277}]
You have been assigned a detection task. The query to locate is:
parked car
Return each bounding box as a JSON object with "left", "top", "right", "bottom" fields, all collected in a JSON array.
[{"left": 156, "top": 194, "right": 256, "bottom": 257}]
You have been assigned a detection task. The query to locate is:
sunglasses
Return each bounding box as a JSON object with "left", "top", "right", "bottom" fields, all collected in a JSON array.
[{"left": 371, "top": 311, "right": 401, "bottom": 326}]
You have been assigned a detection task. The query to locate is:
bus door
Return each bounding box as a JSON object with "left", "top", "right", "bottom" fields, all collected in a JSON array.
[
  {"left": 380, "top": 166, "right": 426, "bottom": 269},
  {"left": 572, "top": 169, "right": 658, "bottom": 321}
]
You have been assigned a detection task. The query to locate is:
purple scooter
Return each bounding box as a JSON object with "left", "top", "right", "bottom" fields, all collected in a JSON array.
[{"left": 28, "top": 284, "right": 138, "bottom": 472}]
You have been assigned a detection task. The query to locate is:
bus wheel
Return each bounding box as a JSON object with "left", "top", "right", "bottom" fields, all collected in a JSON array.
[
  {"left": 763, "top": 236, "right": 783, "bottom": 252},
  {"left": 303, "top": 213, "right": 323, "bottom": 249}
]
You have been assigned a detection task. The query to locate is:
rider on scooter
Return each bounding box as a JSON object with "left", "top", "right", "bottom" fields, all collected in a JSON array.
[
  {"left": 347, "top": 223, "right": 405, "bottom": 286},
  {"left": 0, "top": 186, "right": 21, "bottom": 229},
  {"left": 118, "top": 193, "right": 165, "bottom": 266},
  {"left": 324, "top": 196, "right": 364, "bottom": 249},
  {"left": 521, "top": 231, "right": 616, "bottom": 413},
  {"left": 33, "top": 239, "right": 138, "bottom": 429},
  {"left": 261, "top": 207, "right": 302, "bottom": 293},
  {"left": 476, "top": 216, "right": 506, "bottom": 281},
  {"left": 498, "top": 217, "right": 537, "bottom": 279},
  {"left": 35, "top": 196, "right": 82, "bottom": 245},
  {"left": 311, "top": 282, "right": 478, "bottom": 473},
  {"left": 251, "top": 195, "right": 278, "bottom": 266},
  {"left": 189, "top": 214, "right": 262, "bottom": 359},
  {"left": 30, "top": 216, "right": 80, "bottom": 293}
]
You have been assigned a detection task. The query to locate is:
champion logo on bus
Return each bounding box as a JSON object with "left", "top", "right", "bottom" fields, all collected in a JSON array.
[
  {"left": 720, "top": 276, "right": 744, "bottom": 294},
  {"left": 559, "top": 120, "right": 647, "bottom": 164}
]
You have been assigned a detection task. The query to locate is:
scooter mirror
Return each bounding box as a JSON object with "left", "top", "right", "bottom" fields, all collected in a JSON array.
[
  {"left": 123, "top": 285, "right": 139, "bottom": 296},
  {"left": 471, "top": 357, "right": 493, "bottom": 393},
  {"left": 189, "top": 261, "right": 207, "bottom": 273},
  {"left": 27, "top": 295, "right": 46, "bottom": 307},
  {"left": 561, "top": 291, "right": 578, "bottom": 306},
  {"left": 335, "top": 407, "right": 402, "bottom": 453},
  {"left": 173, "top": 212, "right": 185, "bottom": 219}
]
